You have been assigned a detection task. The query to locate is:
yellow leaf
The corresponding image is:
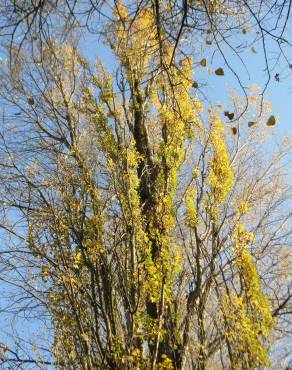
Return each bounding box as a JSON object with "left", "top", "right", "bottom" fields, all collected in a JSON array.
[
  {"left": 266, "top": 115, "right": 276, "bottom": 126},
  {"left": 200, "top": 58, "right": 207, "bottom": 67},
  {"left": 215, "top": 68, "right": 224, "bottom": 76}
]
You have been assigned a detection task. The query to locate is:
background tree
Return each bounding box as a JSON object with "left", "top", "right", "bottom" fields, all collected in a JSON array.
[{"left": 0, "top": 2, "right": 291, "bottom": 369}]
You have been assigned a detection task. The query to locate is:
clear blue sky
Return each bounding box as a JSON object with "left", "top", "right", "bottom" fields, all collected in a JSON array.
[{"left": 81, "top": 30, "right": 292, "bottom": 140}]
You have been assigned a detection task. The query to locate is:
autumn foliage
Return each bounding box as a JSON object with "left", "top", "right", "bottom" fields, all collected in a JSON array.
[{"left": 0, "top": 1, "right": 291, "bottom": 369}]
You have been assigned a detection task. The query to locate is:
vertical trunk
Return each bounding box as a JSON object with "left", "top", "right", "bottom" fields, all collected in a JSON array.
[
  {"left": 131, "top": 77, "right": 177, "bottom": 367},
  {"left": 197, "top": 304, "right": 206, "bottom": 370}
]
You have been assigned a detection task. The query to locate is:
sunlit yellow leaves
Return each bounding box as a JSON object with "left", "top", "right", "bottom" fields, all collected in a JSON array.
[
  {"left": 236, "top": 200, "right": 250, "bottom": 216},
  {"left": 73, "top": 250, "right": 82, "bottom": 269},
  {"left": 158, "top": 354, "right": 174, "bottom": 369},
  {"left": 111, "top": 2, "right": 156, "bottom": 80},
  {"left": 232, "top": 222, "right": 254, "bottom": 247},
  {"left": 222, "top": 287, "right": 274, "bottom": 369},
  {"left": 208, "top": 114, "right": 234, "bottom": 206},
  {"left": 185, "top": 186, "right": 198, "bottom": 228},
  {"left": 114, "top": 1, "right": 128, "bottom": 21},
  {"left": 221, "top": 221, "right": 276, "bottom": 368}
]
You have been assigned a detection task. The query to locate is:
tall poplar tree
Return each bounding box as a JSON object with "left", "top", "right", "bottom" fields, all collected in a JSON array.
[{"left": 0, "top": 1, "right": 291, "bottom": 369}]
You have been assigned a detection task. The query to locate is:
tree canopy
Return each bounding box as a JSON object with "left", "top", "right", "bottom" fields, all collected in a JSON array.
[{"left": 0, "top": 1, "right": 291, "bottom": 369}]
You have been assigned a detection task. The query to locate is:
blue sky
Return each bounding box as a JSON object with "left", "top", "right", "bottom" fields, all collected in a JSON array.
[{"left": 80, "top": 28, "right": 292, "bottom": 140}]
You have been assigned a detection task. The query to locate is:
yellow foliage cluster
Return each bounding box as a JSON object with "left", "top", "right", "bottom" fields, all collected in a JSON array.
[
  {"left": 236, "top": 199, "right": 250, "bottom": 216},
  {"left": 222, "top": 223, "right": 275, "bottom": 369},
  {"left": 209, "top": 114, "right": 234, "bottom": 206},
  {"left": 111, "top": 2, "right": 157, "bottom": 80}
]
